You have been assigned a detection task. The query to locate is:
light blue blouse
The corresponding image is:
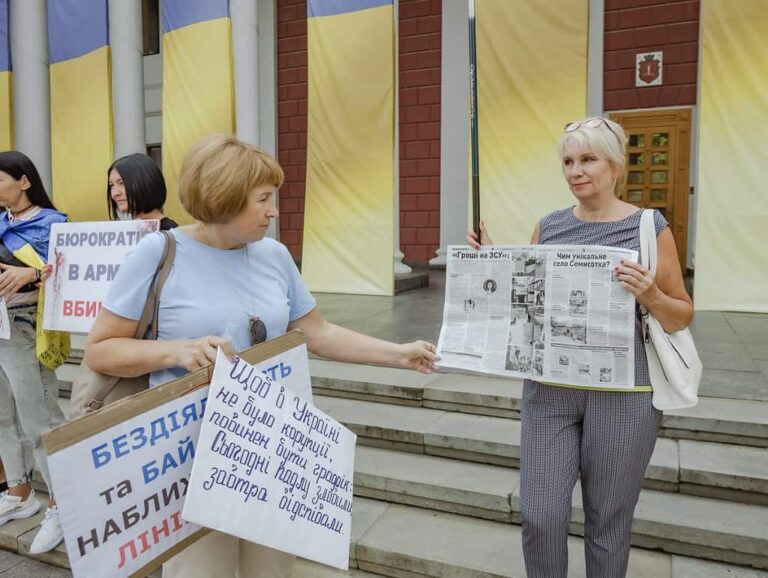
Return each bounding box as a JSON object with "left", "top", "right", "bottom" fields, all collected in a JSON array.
[{"left": 104, "top": 230, "right": 316, "bottom": 387}]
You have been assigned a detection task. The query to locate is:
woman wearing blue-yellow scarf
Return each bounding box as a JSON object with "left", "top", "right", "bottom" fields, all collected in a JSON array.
[{"left": 0, "top": 151, "right": 69, "bottom": 555}]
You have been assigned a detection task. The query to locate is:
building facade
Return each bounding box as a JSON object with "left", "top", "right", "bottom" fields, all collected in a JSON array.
[{"left": 2, "top": 0, "right": 766, "bottom": 310}]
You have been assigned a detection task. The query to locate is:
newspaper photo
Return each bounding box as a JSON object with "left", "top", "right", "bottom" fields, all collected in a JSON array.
[{"left": 437, "top": 245, "right": 639, "bottom": 389}]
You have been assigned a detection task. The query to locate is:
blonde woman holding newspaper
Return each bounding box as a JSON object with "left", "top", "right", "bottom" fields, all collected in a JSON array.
[
  {"left": 468, "top": 117, "right": 693, "bottom": 578},
  {"left": 86, "top": 134, "right": 438, "bottom": 578}
]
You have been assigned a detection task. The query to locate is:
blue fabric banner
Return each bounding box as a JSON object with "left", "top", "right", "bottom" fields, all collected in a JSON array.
[
  {"left": 48, "top": 0, "right": 108, "bottom": 63},
  {"left": 0, "top": 0, "right": 10, "bottom": 72},
  {"left": 163, "top": 0, "right": 229, "bottom": 33},
  {"left": 307, "top": 0, "right": 391, "bottom": 18}
]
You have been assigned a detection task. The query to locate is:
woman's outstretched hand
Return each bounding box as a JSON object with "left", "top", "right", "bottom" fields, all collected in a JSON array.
[
  {"left": 398, "top": 340, "right": 440, "bottom": 374},
  {"left": 467, "top": 220, "right": 493, "bottom": 249}
]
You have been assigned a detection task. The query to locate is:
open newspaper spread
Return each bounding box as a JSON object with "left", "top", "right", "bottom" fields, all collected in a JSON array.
[{"left": 437, "top": 245, "right": 639, "bottom": 388}]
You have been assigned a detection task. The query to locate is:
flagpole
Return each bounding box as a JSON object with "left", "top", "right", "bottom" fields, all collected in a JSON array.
[{"left": 468, "top": 0, "right": 481, "bottom": 239}]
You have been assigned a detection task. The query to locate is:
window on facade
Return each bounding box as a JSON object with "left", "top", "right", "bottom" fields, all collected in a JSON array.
[{"left": 142, "top": 0, "right": 160, "bottom": 56}]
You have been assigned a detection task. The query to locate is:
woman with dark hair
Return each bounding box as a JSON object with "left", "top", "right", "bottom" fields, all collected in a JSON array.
[
  {"left": 107, "top": 153, "right": 178, "bottom": 230},
  {"left": 0, "top": 151, "right": 69, "bottom": 554}
]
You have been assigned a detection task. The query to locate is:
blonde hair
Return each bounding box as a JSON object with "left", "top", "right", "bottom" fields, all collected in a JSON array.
[
  {"left": 558, "top": 117, "right": 628, "bottom": 194},
  {"left": 178, "top": 134, "right": 284, "bottom": 223}
]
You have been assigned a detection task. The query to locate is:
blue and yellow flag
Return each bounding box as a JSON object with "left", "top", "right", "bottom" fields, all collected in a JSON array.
[
  {"left": 302, "top": 0, "right": 395, "bottom": 295},
  {"left": 0, "top": 209, "right": 70, "bottom": 369},
  {"left": 0, "top": 0, "right": 11, "bottom": 150},
  {"left": 162, "top": 0, "right": 234, "bottom": 225},
  {"left": 48, "top": 0, "right": 113, "bottom": 221}
]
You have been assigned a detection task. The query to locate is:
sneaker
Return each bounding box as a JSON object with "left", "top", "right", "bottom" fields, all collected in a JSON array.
[
  {"left": 29, "top": 506, "right": 64, "bottom": 554},
  {"left": 0, "top": 490, "right": 40, "bottom": 526}
]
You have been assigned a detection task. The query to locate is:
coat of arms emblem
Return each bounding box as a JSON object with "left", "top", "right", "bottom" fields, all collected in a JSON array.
[{"left": 636, "top": 52, "right": 663, "bottom": 87}]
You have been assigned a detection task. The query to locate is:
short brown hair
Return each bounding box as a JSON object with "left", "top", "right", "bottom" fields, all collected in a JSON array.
[{"left": 178, "top": 134, "right": 284, "bottom": 223}]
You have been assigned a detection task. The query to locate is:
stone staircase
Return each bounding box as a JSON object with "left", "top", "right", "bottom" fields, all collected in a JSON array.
[
  {"left": 3, "top": 348, "right": 767, "bottom": 577},
  {"left": 306, "top": 359, "right": 768, "bottom": 577}
]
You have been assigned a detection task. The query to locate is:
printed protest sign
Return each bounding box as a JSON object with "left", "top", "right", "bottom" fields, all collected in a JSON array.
[
  {"left": 183, "top": 350, "right": 356, "bottom": 570},
  {"left": 43, "top": 331, "right": 310, "bottom": 578},
  {"left": 43, "top": 220, "right": 159, "bottom": 333}
]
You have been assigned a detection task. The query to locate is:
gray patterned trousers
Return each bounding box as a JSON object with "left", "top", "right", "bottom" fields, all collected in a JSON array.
[{"left": 520, "top": 380, "right": 662, "bottom": 578}]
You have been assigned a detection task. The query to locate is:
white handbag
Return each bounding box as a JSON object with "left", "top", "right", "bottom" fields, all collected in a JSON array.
[{"left": 639, "top": 209, "right": 701, "bottom": 410}]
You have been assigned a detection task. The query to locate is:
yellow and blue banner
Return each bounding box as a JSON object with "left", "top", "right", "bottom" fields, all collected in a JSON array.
[
  {"left": 696, "top": 0, "right": 768, "bottom": 312},
  {"left": 48, "top": 0, "right": 113, "bottom": 221},
  {"left": 476, "top": 0, "right": 588, "bottom": 242},
  {"left": 0, "top": 0, "right": 12, "bottom": 150},
  {"left": 302, "top": 0, "right": 395, "bottom": 295},
  {"left": 162, "top": 0, "right": 234, "bottom": 225}
]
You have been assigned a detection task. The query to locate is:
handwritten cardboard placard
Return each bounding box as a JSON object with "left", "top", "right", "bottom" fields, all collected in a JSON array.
[
  {"left": 43, "top": 331, "right": 310, "bottom": 578},
  {"left": 183, "top": 349, "right": 356, "bottom": 570},
  {"left": 43, "top": 220, "right": 160, "bottom": 333}
]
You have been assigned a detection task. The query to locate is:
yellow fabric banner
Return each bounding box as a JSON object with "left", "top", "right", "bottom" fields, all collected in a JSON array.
[
  {"left": 476, "top": 0, "right": 588, "bottom": 243},
  {"left": 0, "top": 71, "right": 10, "bottom": 151},
  {"left": 162, "top": 17, "right": 235, "bottom": 225},
  {"left": 49, "top": 47, "right": 113, "bottom": 221},
  {"left": 302, "top": 3, "right": 395, "bottom": 295},
  {"left": 695, "top": 0, "right": 768, "bottom": 312}
]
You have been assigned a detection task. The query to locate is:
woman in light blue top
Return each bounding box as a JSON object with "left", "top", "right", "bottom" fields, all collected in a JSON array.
[{"left": 86, "top": 134, "right": 439, "bottom": 578}]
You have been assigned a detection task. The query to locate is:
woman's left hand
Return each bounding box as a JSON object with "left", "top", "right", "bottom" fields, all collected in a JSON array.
[
  {"left": 398, "top": 340, "right": 440, "bottom": 374},
  {"left": 0, "top": 264, "right": 36, "bottom": 298},
  {"left": 38, "top": 264, "right": 53, "bottom": 286},
  {"left": 615, "top": 259, "right": 661, "bottom": 307}
]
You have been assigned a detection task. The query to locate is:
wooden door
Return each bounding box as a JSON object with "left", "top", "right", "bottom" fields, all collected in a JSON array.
[{"left": 610, "top": 109, "right": 691, "bottom": 269}]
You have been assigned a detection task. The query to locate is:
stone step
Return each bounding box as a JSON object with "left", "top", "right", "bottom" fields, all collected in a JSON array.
[
  {"left": 353, "top": 446, "right": 768, "bottom": 569},
  {"left": 310, "top": 360, "right": 768, "bottom": 447},
  {"left": 291, "top": 561, "right": 385, "bottom": 577},
  {"left": 350, "top": 497, "right": 768, "bottom": 577},
  {"left": 56, "top": 356, "right": 768, "bottom": 447},
  {"left": 0, "top": 491, "right": 69, "bottom": 570},
  {"left": 8, "top": 493, "right": 763, "bottom": 578},
  {"left": 315, "top": 395, "right": 768, "bottom": 505}
]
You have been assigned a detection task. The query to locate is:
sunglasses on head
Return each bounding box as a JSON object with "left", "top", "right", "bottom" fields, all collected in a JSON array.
[{"left": 564, "top": 117, "right": 621, "bottom": 143}]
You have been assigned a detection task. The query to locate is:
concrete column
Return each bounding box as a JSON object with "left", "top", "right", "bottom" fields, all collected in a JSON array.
[
  {"left": 232, "top": 0, "right": 281, "bottom": 239},
  {"left": 256, "top": 0, "right": 277, "bottom": 156},
  {"left": 232, "top": 0, "right": 260, "bottom": 145},
  {"left": 430, "top": 0, "right": 469, "bottom": 266},
  {"left": 587, "top": 0, "right": 604, "bottom": 116},
  {"left": 109, "top": 0, "right": 146, "bottom": 159},
  {"left": 393, "top": 1, "right": 411, "bottom": 275},
  {"left": 10, "top": 0, "right": 51, "bottom": 192}
]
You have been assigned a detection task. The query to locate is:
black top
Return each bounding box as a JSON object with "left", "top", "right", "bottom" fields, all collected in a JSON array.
[{"left": 159, "top": 217, "right": 179, "bottom": 231}]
